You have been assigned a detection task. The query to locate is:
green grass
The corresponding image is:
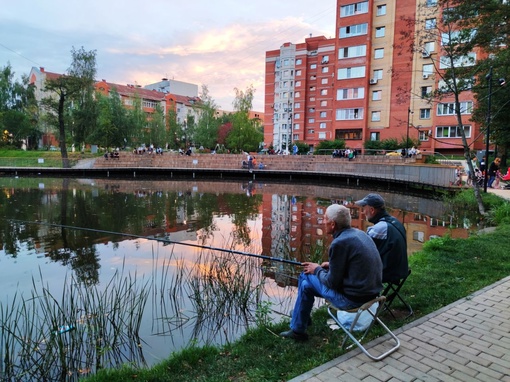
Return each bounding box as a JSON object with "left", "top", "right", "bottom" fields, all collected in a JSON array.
[
  {"left": 84, "top": 223, "right": 510, "bottom": 382},
  {"left": 0, "top": 149, "right": 99, "bottom": 168}
]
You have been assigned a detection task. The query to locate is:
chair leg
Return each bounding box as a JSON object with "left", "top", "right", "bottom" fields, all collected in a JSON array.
[{"left": 327, "top": 297, "right": 400, "bottom": 361}]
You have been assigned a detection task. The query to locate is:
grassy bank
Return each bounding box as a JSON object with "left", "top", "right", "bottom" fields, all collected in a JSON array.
[
  {"left": 85, "top": 207, "right": 510, "bottom": 381},
  {"left": 0, "top": 149, "right": 98, "bottom": 168}
]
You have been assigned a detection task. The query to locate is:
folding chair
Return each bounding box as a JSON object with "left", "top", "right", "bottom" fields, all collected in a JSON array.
[
  {"left": 327, "top": 296, "right": 400, "bottom": 361},
  {"left": 382, "top": 268, "right": 413, "bottom": 320}
]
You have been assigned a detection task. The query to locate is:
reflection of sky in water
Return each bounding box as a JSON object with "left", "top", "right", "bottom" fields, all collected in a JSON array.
[{"left": 0, "top": 214, "right": 297, "bottom": 366}]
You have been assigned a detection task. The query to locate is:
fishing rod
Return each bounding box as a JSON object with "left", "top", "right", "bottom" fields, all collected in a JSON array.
[{"left": 8, "top": 219, "right": 303, "bottom": 266}]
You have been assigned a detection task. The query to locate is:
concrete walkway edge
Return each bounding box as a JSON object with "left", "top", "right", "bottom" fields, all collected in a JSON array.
[{"left": 290, "top": 275, "right": 510, "bottom": 381}]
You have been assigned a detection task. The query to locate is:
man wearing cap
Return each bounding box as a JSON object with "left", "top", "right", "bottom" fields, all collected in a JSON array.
[
  {"left": 355, "top": 193, "right": 408, "bottom": 284},
  {"left": 280, "top": 204, "right": 383, "bottom": 341}
]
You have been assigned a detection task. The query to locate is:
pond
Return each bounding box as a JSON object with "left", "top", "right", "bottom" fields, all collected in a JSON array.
[{"left": 0, "top": 177, "right": 470, "bottom": 380}]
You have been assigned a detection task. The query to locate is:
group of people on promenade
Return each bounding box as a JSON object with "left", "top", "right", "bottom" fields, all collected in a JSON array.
[{"left": 280, "top": 193, "right": 408, "bottom": 341}]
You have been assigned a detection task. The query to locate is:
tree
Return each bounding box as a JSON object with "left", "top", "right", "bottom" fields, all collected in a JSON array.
[
  {"left": 90, "top": 90, "right": 129, "bottom": 149},
  {"left": 166, "top": 107, "right": 181, "bottom": 149},
  {"left": 194, "top": 85, "right": 220, "bottom": 149},
  {"left": 147, "top": 103, "right": 166, "bottom": 148},
  {"left": 0, "top": 63, "right": 39, "bottom": 148},
  {"left": 226, "top": 86, "right": 263, "bottom": 152},
  {"left": 41, "top": 47, "right": 96, "bottom": 167},
  {"left": 396, "top": 1, "right": 486, "bottom": 214}
]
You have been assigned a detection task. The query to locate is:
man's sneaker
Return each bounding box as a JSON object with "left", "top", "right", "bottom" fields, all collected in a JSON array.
[{"left": 279, "top": 330, "right": 309, "bottom": 341}]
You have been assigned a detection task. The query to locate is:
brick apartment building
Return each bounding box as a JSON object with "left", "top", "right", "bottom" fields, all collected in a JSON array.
[{"left": 264, "top": 0, "right": 487, "bottom": 155}]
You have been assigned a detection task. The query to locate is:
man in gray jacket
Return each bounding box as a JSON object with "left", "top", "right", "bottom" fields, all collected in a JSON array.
[{"left": 280, "top": 204, "right": 383, "bottom": 341}]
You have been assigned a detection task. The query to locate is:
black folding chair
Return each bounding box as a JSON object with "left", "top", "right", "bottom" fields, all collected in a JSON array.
[{"left": 382, "top": 268, "right": 413, "bottom": 319}]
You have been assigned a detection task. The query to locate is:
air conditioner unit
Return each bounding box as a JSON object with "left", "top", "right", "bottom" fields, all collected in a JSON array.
[
  {"left": 423, "top": 74, "right": 429, "bottom": 79},
  {"left": 369, "top": 78, "right": 378, "bottom": 85}
]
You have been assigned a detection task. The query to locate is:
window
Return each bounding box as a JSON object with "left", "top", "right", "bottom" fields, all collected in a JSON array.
[
  {"left": 296, "top": 58, "right": 302, "bottom": 65},
  {"left": 439, "top": 53, "right": 476, "bottom": 69},
  {"left": 436, "top": 125, "right": 471, "bottom": 138},
  {"left": 339, "top": 23, "right": 368, "bottom": 38},
  {"left": 308, "top": 118, "right": 315, "bottom": 123},
  {"left": 420, "top": 108, "right": 431, "bottom": 119},
  {"left": 437, "top": 101, "right": 473, "bottom": 115},
  {"left": 337, "top": 87, "right": 365, "bottom": 100},
  {"left": 336, "top": 129, "right": 363, "bottom": 140},
  {"left": 339, "top": 45, "right": 367, "bottom": 59},
  {"left": 320, "top": 89, "right": 328, "bottom": 96},
  {"left": 419, "top": 130, "right": 430, "bottom": 141},
  {"left": 425, "top": 18, "right": 436, "bottom": 29},
  {"left": 340, "top": 1, "right": 369, "bottom": 17},
  {"left": 320, "top": 122, "right": 327, "bottom": 128},
  {"left": 422, "top": 64, "right": 434, "bottom": 76},
  {"left": 321, "top": 78, "right": 328, "bottom": 84},
  {"left": 374, "top": 48, "right": 384, "bottom": 59},
  {"left": 423, "top": 41, "right": 435, "bottom": 56},
  {"left": 294, "top": 123, "right": 300, "bottom": 130},
  {"left": 426, "top": 0, "right": 437, "bottom": 6},
  {"left": 321, "top": 55, "right": 329, "bottom": 64},
  {"left": 320, "top": 100, "right": 327, "bottom": 107},
  {"left": 308, "top": 129, "right": 315, "bottom": 134},
  {"left": 310, "top": 64, "right": 317, "bottom": 69},
  {"left": 336, "top": 108, "right": 364, "bottom": 120},
  {"left": 295, "top": 80, "right": 301, "bottom": 87},
  {"left": 318, "top": 132, "right": 327, "bottom": 139},
  {"left": 320, "top": 111, "right": 327, "bottom": 118},
  {"left": 372, "top": 90, "right": 382, "bottom": 100},
  {"left": 293, "top": 134, "right": 299, "bottom": 140},
  {"left": 322, "top": 66, "right": 329, "bottom": 73},
  {"left": 373, "top": 69, "right": 383, "bottom": 80},
  {"left": 338, "top": 66, "right": 366, "bottom": 79},
  {"left": 294, "top": 113, "right": 301, "bottom": 119},
  {"left": 296, "top": 70, "right": 302, "bottom": 76},
  {"left": 295, "top": 91, "right": 301, "bottom": 98},
  {"left": 294, "top": 102, "right": 300, "bottom": 109},
  {"left": 371, "top": 111, "right": 381, "bottom": 121},
  {"left": 376, "top": 4, "right": 387, "bottom": 16},
  {"left": 421, "top": 86, "right": 432, "bottom": 98},
  {"left": 375, "top": 26, "right": 385, "bottom": 38},
  {"left": 370, "top": 132, "right": 380, "bottom": 141}
]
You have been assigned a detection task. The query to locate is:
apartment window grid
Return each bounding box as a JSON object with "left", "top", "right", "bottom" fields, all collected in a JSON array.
[
  {"left": 370, "top": 132, "right": 380, "bottom": 141},
  {"left": 340, "top": 23, "right": 368, "bottom": 38},
  {"left": 373, "top": 69, "right": 383, "bottom": 80},
  {"left": 436, "top": 125, "right": 471, "bottom": 138},
  {"left": 374, "top": 48, "right": 384, "bottom": 59},
  {"left": 336, "top": 129, "right": 363, "bottom": 140},
  {"left": 371, "top": 111, "right": 381, "bottom": 121},
  {"left": 340, "top": 1, "right": 369, "bottom": 17},
  {"left": 426, "top": 0, "right": 437, "bottom": 7},
  {"left": 425, "top": 18, "right": 436, "bottom": 29},
  {"left": 337, "top": 87, "right": 365, "bottom": 100},
  {"left": 375, "top": 26, "right": 386, "bottom": 38},
  {"left": 419, "top": 131, "right": 430, "bottom": 141},
  {"left": 318, "top": 132, "right": 327, "bottom": 139},
  {"left": 420, "top": 108, "right": 431, "bottom": 119},
  {"left": 376, "top": 4, "right": 387, "bottom": 16},
  {"left": 321, "top": 78, "right": 328, "bottom": 84},
  {"left": 372, "top": 90, "right": 382, "bottom": 101},
  {"left": 338, "top": 66, "right": 366, "bottom": 79},
  {"left": 320, "top": 89, "right": 328, "bottom": 96},
  {"left": 336, "top": 108, "right": 364, "bottom": 120},
  {"left": 421, "top": 86, "right": 432, "bottom": 98},
  {"left": 320, "top": 100, "right": 328, "bottom": 107},
  {"left": 320, "top": 122, "right": 327, "bottom": 129},
  {"left": 322, "top": 67, "right": 329, "bottom": 73},
  {"left": 437, "top": 101, "right": 473, "bottom": 115},
  {"left": 320, "top": 111, "right": 327, "bottom": 118},
  {"left": 339, "top": 45, "right": 367, "bottom": 59}
]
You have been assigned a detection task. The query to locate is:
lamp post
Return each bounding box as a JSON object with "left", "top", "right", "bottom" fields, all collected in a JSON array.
[
  {"left": 406, "top": 108, "right": 413, "bottom": 156},
  {"left": 484, "top": 67, "right": 493, "bottom": 193}
]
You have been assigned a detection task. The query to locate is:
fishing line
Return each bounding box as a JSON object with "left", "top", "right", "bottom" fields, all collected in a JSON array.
[{"left": 8, "top": 219, "right": 303, "bottom": 266}]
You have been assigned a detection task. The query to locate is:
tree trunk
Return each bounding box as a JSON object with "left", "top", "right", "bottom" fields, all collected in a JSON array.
[{"left": 58, "top": 93, "right": 70, "bottom": 168}]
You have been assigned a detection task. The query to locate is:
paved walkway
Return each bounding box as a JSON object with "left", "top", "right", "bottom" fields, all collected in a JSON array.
[{"left": 289, "top": 275, "right": 510, "bottom": 382}]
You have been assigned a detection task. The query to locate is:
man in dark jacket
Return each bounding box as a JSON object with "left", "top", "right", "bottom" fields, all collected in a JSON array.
[
  {"left": 355, "top": 193, "right": 408, "bottom": 283},
  {"left": 280, "top": 204, "right": 383, "bottom": 341}
]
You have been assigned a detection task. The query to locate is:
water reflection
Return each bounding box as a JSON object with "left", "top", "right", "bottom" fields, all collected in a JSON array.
[{"left": 0, "top": 177, "right": 468, "bottom": 377}]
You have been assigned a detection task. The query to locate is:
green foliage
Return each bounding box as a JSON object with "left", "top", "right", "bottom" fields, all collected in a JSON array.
[
  {"left": 293, "top": 141, "right": 309, "bottom": 155},
  {"left": 364, "top": 138, "right": 401, "bottom": 153},
  {"left": 194, "top": 85, "right": 220, "bottom": 149},
  {"left": 424, "top": 155, "right": 439, "bottom": 164},
  {"left": 254, "top": 301, "right": 273, "bottom": 327},
  {"left": 314, "top": 139, "right": 346, "bottom": 155},
  {"left": 486, "top": 201, "right": 510, "bottom": 226}
]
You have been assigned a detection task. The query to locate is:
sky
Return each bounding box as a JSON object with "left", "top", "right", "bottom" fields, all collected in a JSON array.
[{"left": 0, "top": 0, "right": 337, "bottom": 111}]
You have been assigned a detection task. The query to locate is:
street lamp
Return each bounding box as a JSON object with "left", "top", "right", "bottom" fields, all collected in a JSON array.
[
  {"left": 483, "top": 67, "right": 506, "bottom": 192},
  {"left": 483, "top": 67, "right": 493, "bottom": 193},
  {"left": 406, "top": 108, "right": 413, "bottom": 156}
]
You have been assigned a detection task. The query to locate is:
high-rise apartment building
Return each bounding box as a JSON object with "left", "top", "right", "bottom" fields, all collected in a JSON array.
[{"left": 264, "top": 0, "right": 486, "bottom": 155}]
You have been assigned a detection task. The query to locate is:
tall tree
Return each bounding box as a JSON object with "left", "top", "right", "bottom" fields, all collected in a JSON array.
[
  {"left": 226, "top": 86, "right": 263, "bottom": 153},
  {"left": 41, "top": 47, "right": 96, "bottom": 167},
  {"left": 147, "top": 103, "right": 166, "bottom": 148},
  {"left": 396, "top": 0, "right": 486, "bottom": 214},
  {"left": 194, "top": 85, "right": 219, "bottom": 149},
  {"left": 0, "top": 63, "right": 39, "bottom": 148}
]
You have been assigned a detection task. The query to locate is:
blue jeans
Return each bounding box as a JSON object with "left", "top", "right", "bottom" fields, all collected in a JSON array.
[
  {"left": 290, "top": 272, "right": 360, "bottom": 334},
  {"left": 488, "top": 175, "right": 496, "bottom": 187}
]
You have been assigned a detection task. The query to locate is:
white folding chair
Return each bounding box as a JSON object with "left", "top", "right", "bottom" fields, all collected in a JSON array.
[{"left": 327, "top": 295, "right": 400, "bottom": 361}]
